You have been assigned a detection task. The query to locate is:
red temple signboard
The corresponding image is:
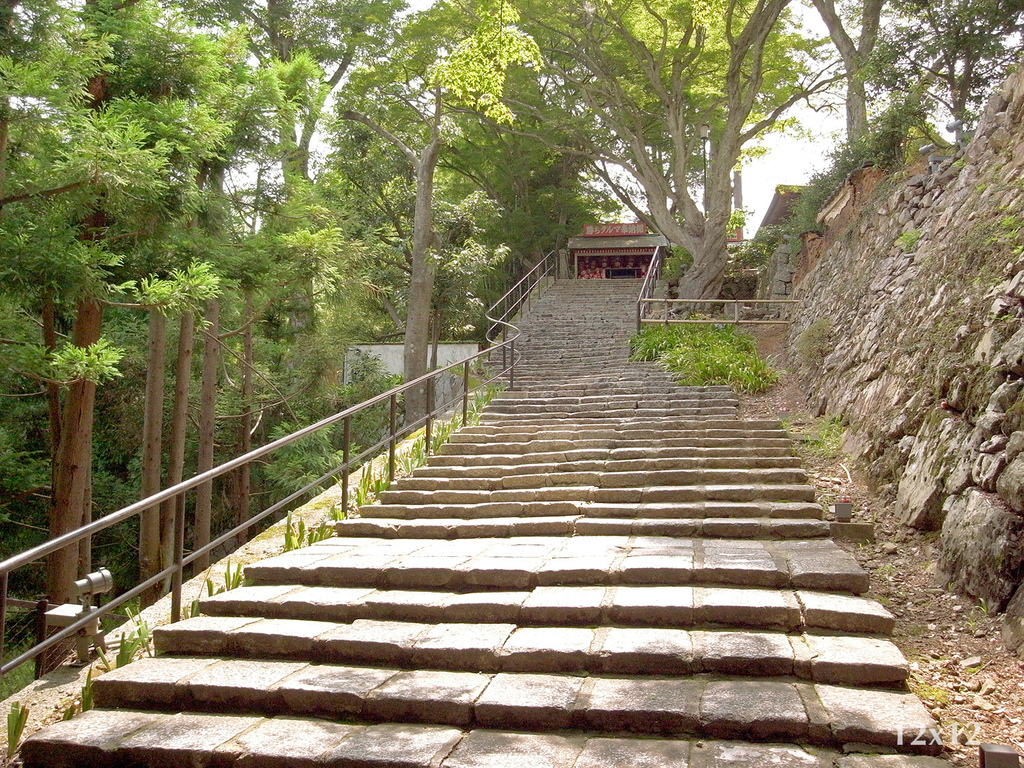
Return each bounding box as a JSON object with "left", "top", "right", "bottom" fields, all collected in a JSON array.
[{"left": 582, "top": 223, "right": 648, "bottom": 237}]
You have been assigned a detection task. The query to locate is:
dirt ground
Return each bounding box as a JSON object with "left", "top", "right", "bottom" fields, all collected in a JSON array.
[{"left": 741, "top": 326, "right": 1024, "bottom": 766}]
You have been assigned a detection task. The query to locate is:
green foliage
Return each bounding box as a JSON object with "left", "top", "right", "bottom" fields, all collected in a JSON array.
[
  {"left": 786, "top": 97, "right": 929, "bottom": 236},
  {"left": 630, "top": 325, "right": 779, "bottom": 393},
  {"left": 283, "top": 510, "right": 332, "bottom": 552},
  {"left": 796, "top": 416, "right": 845, "bottom": 459},
  {"left": 99, "top": 608, "right": 153, "bottom": 672},
  {"left": 795, "top": 319, "right": 832, "bottom": 366},
  {"left": 897, "top": 229, "right": 922, "bottom": 252},
  {"left": 7, "top": 702, "right": 30, "bottom": 760}
]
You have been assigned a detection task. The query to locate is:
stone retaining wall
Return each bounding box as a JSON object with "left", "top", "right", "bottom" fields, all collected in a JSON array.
[{"left": 784, "top": 63, "right": 1024, "bottom": 656}]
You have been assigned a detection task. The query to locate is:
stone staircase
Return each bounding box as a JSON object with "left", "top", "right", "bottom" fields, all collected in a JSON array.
[{"left": 21, "top": 279, "right": 951, "bottom": 767}]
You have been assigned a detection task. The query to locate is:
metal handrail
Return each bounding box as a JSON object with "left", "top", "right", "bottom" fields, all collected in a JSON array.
[
  {"left": 636, "top": 245, "right": 667, "bottom": 329},
  {"left": 0, "top": 250, "right": 554, "bottom": 681},
  {"left": 639, "top": 297, "right": 799, "bottom": 326},
  {"left": 486, "top": 250, "right": 556, "bottom": 343}
]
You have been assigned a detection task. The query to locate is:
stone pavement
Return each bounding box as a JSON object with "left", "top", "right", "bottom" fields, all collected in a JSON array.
[{"left": 21, "top": 279, "right": 954, "bottom": 767}]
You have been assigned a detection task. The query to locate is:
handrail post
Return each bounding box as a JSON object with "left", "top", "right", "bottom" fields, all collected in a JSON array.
[
  {"left": 388, "top": 393, "right": 397, "bottom": 482},
  {"left": 341, "top": 416, "right": 351, "bottom": 516},
  {"left": 509, "top": 337, "right": 516, "bottom": 391},
  {"left": 0, "top": 572, "right": 7, "bottom": 680},
  {"left": 462, "top": 361, "right": 470, "bottom": 425},
  {"left": 425, "top": 376, "right": 434, "bottom": 456},
  {"left": 170, "top": 490, "right": 186, "bottom": 623},
  {"left": 501, "top": 326, "right": 507, "bottom": 373}
]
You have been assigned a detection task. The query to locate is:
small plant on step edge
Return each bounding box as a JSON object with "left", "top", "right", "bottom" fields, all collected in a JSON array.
[
  {"left": 60, "top": 669, "right": 95, "bottom": 722},
  {"left": 99, "top": 608, "right": 153, "bottom": 672},
  {"left": 284, "top": 511, "right": 332, "bottom": 552},
  {"left": 7, "top": 701, "right": 29, "bottom": 760}
]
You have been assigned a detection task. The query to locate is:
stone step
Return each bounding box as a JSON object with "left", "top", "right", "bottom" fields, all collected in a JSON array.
[
  {"left": 78, "top": 661, "right": 931, "bottom": 754},
  {"left": 481, "top": 399, "right": 740, "bottom": 414},
  {"left": 354, "top": 500, "right": 824, "bottom": 523},
  {"left": 442, "top": 437, "right": 793, "bottom": 455},
  {"left": 335, "top": 516, "right": 830, "bottom": 540},
  {"left": 451, "top": 420, "right": 786, "bottom": 436},
  {"left": 413, "top": 456, "right": 804, "bottom": 477},
  {"left": 477, "top": 408, "right": 740, "bottom": 422},
  {"left": 426, "top": 446, "right": 798, "bottom": 467},
  {"left": 387, "top": 467, "right": 809, "bottom": 493},
  {"left": 199, "top": 584, "right": 895, "bottom": 635},
  {"left": 150, "top": 620, "right": 908, "bottom": 687},
  {"left": 376, "top": 482, "right": 816, "bottom": 507},
  {"left": 242, "top": 536, "right": 869, "bottom": 593}
]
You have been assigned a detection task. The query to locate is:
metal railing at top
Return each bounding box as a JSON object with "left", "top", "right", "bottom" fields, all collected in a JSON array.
[
  {"left": 638, "top": 297, "right": 799, "bottom": 326},
  {"left": 0, "top": 252, "right": 555, "bottom": 684},
  {"left": 484, "top": 250, "right": 557, "bottom": 386},
  {"left": 635, "top": 246, "right": 668, "bottom": 330}
]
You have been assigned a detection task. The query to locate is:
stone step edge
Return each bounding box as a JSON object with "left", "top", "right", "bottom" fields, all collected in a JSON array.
[
  {"left": 150, "top": 618, "right": 907, "bottom": 686},
  {"left": 81, "top": 660, "right": 939, "bottom": 755},
  {"left": 335, "top": 516, "right": 830, "bottom": 540},
  {"left": 199, "top": 583, "right": 896, "bottom": 635}
]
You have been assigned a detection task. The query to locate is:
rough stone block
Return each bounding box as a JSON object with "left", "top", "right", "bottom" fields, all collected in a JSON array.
[
  {"left": 815, "top": 684, "right": 941, "bottom": 754},
  {"left": 153, "top": 616, "right": 259, "bottom": 655},
  {"left": 233, "top": 717, "right": 361, "bottom": 767},
  {"left": 607, "top": 585, "right": 694, "bottom": 626},
  {"left": 278, "top": 664, "right": 397, "bottom": 717},
  {"left": 695, "top": 630, "right": 794, "bottom": 676},
  {"left": 596, "top": 627, "right": 694, "bottom": 674},
  {"left": 441, "top": 592, "right": 527, "bottom": 623},
  {"left": 411, "top": 623, "right": 517, "bottom": 671},
  {"left": 441, "top": 730, "right": 587, "bottom": 768},
  {"left": 520, "top": 586, "right": 606, "bottom": 624},
  {"left": 321, "top": 722, "right": 464, "bottom": 768},
  {"left": 93, "top": 656, "right": 217, "bottom": 709},
  {"left": 1002, "top": 581, "right": 1024, "bottom": 656},
  {"left": 365, "top": 669, "right": 491, "bottom": 726},
  {"left": 694, "top": 587, "right": 800, "bottom": 629},
  {"left": 499, "top": 626, "right": 595, "bottom": 672},
  {"left": 118, "top": 711, "right": 262, "bottom": 766},
  {"left": 21, "top": 709, "right": 163, "bottom": 768},
  {"left": 572, "top": 737, "right": 691, "bottom": 768},
  {"left": 940, "top": 489, "right": 1024, "bottom": 607},
  {"left": 474, "top": 673, "right": 584, "bottom": 729},
  {"left": 580, "top": 677, "right": 703, "bottom": 733},
  {"left": 803, "top": 635, "right": 908, "bottom": 685},
  {"left": 688, "top": 740, "right": 830, "bottom": 767},
  {"left": 187, "top": 659, "right": 308, "bottom": 711},
  {"left": 319, "top": 619, "right": 430, "bottom": 665},
  {"left": 797, "top": 591, "right": 895, "bottom": 635},
  {"left": 699, "top": 681, "right": 807, "bottom": 741}
]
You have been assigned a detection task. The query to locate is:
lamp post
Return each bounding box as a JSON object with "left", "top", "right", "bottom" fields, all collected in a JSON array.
[{"left": 700, "top": 124, "right": 710, "bottom": 212}]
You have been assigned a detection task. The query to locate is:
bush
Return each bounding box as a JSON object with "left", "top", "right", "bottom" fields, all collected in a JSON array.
[{"left": 631, "top": 324, "right": 779, "bottom": 393}]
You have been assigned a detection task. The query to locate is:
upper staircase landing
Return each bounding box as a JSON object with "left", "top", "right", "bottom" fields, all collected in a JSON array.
[{"left": 21, "top": 278, "right": 952, "bottom": 767}]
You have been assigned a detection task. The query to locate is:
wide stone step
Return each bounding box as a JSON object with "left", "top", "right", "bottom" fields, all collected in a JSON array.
[
  {"left": 441, "top": 437, "right": 794, "bottom": 456},
  {"left": 426, "top": 446, "right": 798, "bottom": 467},
  {"left": 413, "top": 455, "right": 804, "bottom": 477},
  {"left": 387, "top": 467, "right": 809, "bottom": 493},
  {"left": 199, "top": 584, "right": 895, "bottom": 635},
  {"left": 335, "top": 516, "right": 830, "bottom": 540},
  {"left": 27, "top": 714, "right": 949, "bottom": 768},
  {"left": 377, "top": 482, "right": 816, "bottom": 507},
  {"left": 478, "top": 408, "right": 740, "bottom": 422},
  {"left": 84, "top": 661, "right": 929, "bottom": 753},
  {"left": 450, "top": 422, "right": 787, "bottom": 438},
  {"left": 354, "top": 499, "right": 824, "bottom": 524},
  {"left": 150, "top": 619, "right": 907, "bottom": 687},
  {"left": 242, "top": 536, "right": 869, "bottom": 593}
]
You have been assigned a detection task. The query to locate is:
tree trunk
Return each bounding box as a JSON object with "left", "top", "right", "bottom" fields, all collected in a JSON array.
[
  {"left": 139, "top": 308, "right": 167, "bottom": 607},
  {"left": 158, "top": 311, "right": 194, "bottom": 585},
  {"left": 48, "top": 297, "right": 102, "bottom": 604},
  {"left": 41, "top": 290, "right": 62, "bottom": 462},
  {"left": 234, "top": 292, "right": 254, "bottom": 545},
  {"left": 402, "top": 118, "right": 443, "bottom": 423},
  {"left": 194, "top": 300, "right": 219, "bottom": 572}
]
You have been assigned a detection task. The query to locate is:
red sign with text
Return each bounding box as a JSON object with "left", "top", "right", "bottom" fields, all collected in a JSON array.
[{"left": 582, "top": 223, "right": 648, "bottom": 237}]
